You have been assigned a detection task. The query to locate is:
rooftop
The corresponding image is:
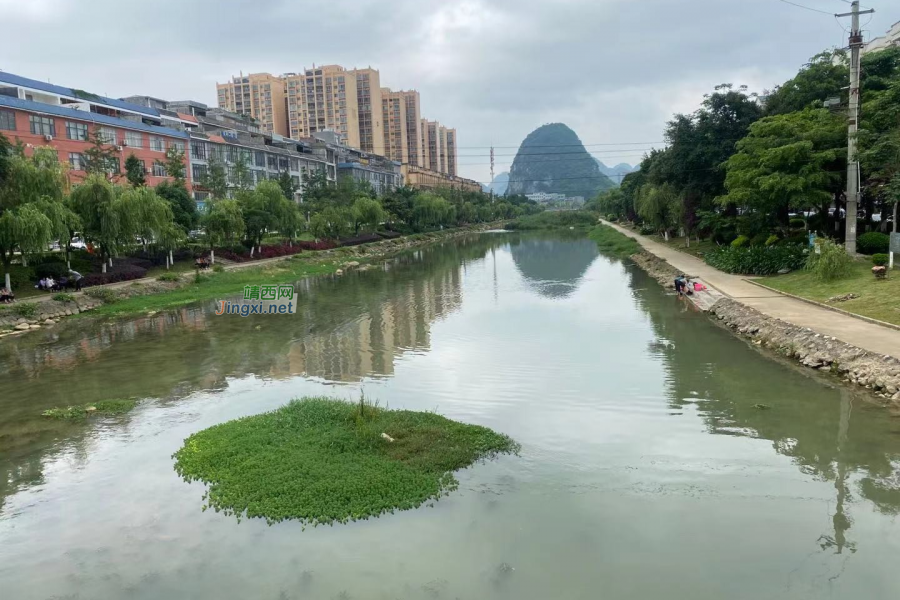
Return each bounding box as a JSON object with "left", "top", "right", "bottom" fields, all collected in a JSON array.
[{"left": 0, "top": 95, "right": 188, "bottom": 138}]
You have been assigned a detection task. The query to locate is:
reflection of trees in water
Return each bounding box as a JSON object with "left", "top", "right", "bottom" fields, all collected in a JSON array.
[
  {"left": 0, "top": 234, "right": 510, "bottom": 512},
  {"left": 508, "top": 232, "right": 599, "bottom": 298},
  {"left": 629, "top": 267, "right": 900, "bottom": 554}
]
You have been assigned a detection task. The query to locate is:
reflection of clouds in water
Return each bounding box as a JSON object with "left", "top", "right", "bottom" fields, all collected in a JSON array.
[{"left": 509, "top": 236, "right": 599, "bottom": 298}]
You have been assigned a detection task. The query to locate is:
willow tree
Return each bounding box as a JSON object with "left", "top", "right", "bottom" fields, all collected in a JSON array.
[
  {"left": 157, "top": 223, "right": 187, "bottom": 269},
  {"left": 68, "top": 174, "right": 121, "bottom": 273},
  {"left": 118, "top": 186, "right": 175, "bottom": 255},
  {"left": 202, "top": 199, "right": 244, "bottom": 264},
  {"left": 0, "top": 142, "right": 72, "bottom": 288}
]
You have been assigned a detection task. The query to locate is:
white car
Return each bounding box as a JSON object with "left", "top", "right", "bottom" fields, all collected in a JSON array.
[{"left": 70, "top": 238, "right": 87, "bottom": 250}]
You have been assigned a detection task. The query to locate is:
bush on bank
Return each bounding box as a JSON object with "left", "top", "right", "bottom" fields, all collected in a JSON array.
[
  {"left": 704, "top": 244, "right": 807, "bottom": 275},
  {"left": 172, "top": 397, "right": 520, "bottom": 526}
]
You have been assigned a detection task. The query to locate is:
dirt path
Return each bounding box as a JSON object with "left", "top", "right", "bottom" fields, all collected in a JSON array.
[{"left": 601, "top": 220, "right": 900, "bottom": 358}]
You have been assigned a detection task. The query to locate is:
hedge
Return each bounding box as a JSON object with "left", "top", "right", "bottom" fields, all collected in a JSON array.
[
  {"left": 857, "top": 232, "right": 889, "bottom": 255},
  {"left": 704, "top": 244, "right": 807, "bottom": 275}
]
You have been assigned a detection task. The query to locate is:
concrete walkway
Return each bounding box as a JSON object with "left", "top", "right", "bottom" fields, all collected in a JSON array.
[{"left": 601, "top": 220, "right": 900, "bottom": 358}]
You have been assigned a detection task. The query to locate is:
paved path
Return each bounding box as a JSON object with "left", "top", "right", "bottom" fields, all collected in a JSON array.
[{"left": 601, "top": 220, "right": 900, "bottom": 358}]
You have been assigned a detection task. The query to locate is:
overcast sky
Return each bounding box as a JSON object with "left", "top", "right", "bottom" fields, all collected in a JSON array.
[{"left": 1, "top": 0, "right": 896, "bottom": 183}]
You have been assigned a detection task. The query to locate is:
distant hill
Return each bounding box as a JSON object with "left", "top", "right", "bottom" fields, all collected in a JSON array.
[
  {"left": 507, "top": 124, "right": 614, "bottom": 197},
  {"left": 483, "top": 172, "right": 509, "bottom": 195},
  {"left": 595, "top": 161, "right": 640, "bottom": 187}
]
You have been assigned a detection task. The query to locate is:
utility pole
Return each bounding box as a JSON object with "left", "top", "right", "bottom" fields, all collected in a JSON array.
[{"left": 837, "top": 1, "right": 874, "bottom": 254}]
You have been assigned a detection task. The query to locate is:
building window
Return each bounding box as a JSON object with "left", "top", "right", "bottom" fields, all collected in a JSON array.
[
  {"left": 150, "top": 136, "right": 164, "bottom": 152},
  {"left": 29, "top": 115, "right": 55, "bottom": 136},
  {"left": 125, "top": 131, "right": 143, "bottom": 148},
  {"left": 105, "top": 156, "right": 120, "bottom": 174},
  {"left": 192, "top": 164, "right": 208, "bottom": 181},
  {"left": 169, "top": 139, "right": 185, "bottom": 153},
  {"left": 152, "top": 162, "right": 167, "bottom": 177},
  {"left": 191, "top": 141, "right": 207, "bottom": 160},
  {"left": 99, "top": 126, "right": 117, "bottom": 145},
  {"left": 68, "top": 152, "right": 85, "bottom": 171},
  {"left": 65, "top": 121, "right": 88, "bottom": 141},
  {"left": 255, "top": 152, "right": 266, "bottom": 167},
  {"left": 0, "top": 110, "right": 15, "bottom": 131}
]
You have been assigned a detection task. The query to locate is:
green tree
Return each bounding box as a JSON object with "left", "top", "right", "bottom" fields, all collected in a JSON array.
[
  {"left": 351, "top": 197, "right": 385, "bottom": 234},
  {"left": 232, "top": 155, "right": 254, "bottom": 191},
  {"left": 0, "top": 145, "right": 73, "bottom": 288},
  {"left": 124, "top": 153, "right": 146, "bottom": 187},
  {"left": 201, "top": 155, "right": 228, "bottom": 200},
  {"left": 277, "top": 170, "right": 297, "bottom": 200},
  {"left": 68, "top": 174, "right": 122, "bottom": 273},
  {"left": 635, "top": 183, "right": 681, "bottom": 239},
  {"left": 82, "top": 126, "right": 121, "bottom": 180},
  {"left": 117, "top": 186, "right": 175, "bottom": 254},
  {"left": 161, "top": 147, "right": 187, "bottom": 183},
  {"left": 202, "top": 199, "right": 244, "bottom": 263},
  {"left": 764, "top": 50, "right": 848, "bottom": 116},
  {"left": 155, "top": 180, "right": 198, "bottom": 232},
  {"left": 157, "top": 222, "right": 187, "bottom": 269},
  {"left": 719, "top": 108, "right": 846, "bottom": 230}
]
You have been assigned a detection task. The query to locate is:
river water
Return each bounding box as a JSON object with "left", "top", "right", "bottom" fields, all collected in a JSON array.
[{"left": 1, "top": 232, "right": 899, "bottom": 599}]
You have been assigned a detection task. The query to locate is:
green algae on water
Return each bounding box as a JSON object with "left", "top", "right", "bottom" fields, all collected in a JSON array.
[{"left": 172, "top": 397, "right": 520, "bottom": 526}]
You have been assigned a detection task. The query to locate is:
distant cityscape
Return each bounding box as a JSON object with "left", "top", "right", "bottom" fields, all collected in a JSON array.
[{"left": 0, "top": 65, "right": 480, "bottom": 210}]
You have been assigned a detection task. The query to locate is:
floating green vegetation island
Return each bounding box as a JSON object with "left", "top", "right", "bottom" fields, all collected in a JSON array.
[
  {"left": 173, "top": 398, "right": 520, "bottom": 526},
  {"left": 42, "top": 399, "right": 139, "bottom": 420}
]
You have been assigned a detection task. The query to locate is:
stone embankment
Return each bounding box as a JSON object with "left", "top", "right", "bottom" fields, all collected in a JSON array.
[
  {"left": 0, "top": 296, "right": 103, "bottom": 338},
  {"left": 628, "top": 251, "right": 900, "bottom": 405}
]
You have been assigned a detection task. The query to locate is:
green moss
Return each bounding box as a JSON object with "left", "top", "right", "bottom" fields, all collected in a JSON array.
[
  {"left": 172, "top": 397, "right": 520, "bottom": 526},
  {"left": 588, "top": 224, "right": 642, "bottom": 258},
  {"left": 42, "top": 399, "right": 138, "bottom": 420}
]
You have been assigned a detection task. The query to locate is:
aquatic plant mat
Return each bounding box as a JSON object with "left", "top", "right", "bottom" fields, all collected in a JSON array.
[
  {"left": 173, "top": 398, "right": 520, "bottom": 525},
  {"left": 42, "top": 399, "right": 138, "bottom": 420}
]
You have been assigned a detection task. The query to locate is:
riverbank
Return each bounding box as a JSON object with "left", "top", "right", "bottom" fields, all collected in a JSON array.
[
  {"left": 0, "top": 224, "right": 499, "bottom": 337},
  {"left": 594, "top": 222, "right": 900, "bottom": 405}
]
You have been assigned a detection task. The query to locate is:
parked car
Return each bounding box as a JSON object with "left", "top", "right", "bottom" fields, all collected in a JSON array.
[{"left": 70, "top": 238, "right": 87, "bottom": 250}]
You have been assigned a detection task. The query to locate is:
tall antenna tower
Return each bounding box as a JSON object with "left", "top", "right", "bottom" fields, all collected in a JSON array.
[{"left": 490, "top": 145, "right": 495, "bottom": 202}]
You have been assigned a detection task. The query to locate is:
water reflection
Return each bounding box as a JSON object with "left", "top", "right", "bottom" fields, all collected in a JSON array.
[
  {"left": 509, "top": 233, "right": 598, "bottom": 298},
  {"left": 629, "top": 265, "right": 900, "bottom": 555},
  {"left": 0, "top": 234, "right": 510, "bottom": 511}
]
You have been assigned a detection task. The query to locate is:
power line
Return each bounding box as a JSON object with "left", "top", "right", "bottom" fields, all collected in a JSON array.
[
  {"left": 778, "top": 0, "right": 834, "bottom": 15},
  {"left": 454, "top": 141, "right": 664, "bottom": 149},
  {"left": 458, "top": 148, "right": 660, "bottom": 158}
]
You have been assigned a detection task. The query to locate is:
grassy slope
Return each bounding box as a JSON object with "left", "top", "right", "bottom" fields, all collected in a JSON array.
[
  {"left": 83, "top": 256, "right": 340, "bottom": 317},
  {"left": 762, "top": 261, "right": 900, "bottom": 326},
  {"left": 173, "top": 397, "right": 519, "bottom": 525},
  {"left": 589, "top": 224, "right": 642, "bottom": 258}
]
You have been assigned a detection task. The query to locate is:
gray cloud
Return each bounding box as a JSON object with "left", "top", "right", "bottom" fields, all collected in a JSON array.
[{"left": 1, "top": 0, "right": 895, "bottom": 183}]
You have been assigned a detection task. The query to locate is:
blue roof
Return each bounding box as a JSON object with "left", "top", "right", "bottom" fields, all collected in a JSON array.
[
  {"left": 0, "top": 95, "right": 188, "bottom": 138},
  {"left": 0, "top": 71, "right": 160, "bottom": 118}
]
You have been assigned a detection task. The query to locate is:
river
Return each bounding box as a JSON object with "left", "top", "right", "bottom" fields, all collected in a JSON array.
[{"left": 1, "top": 231, "right": 899, "bottom": 599}]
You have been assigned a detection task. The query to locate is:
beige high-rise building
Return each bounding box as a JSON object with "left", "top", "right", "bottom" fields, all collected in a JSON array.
[
  {"left": 381, "top": 89, "right": 408, "bottom": 163},
  {"left": 353, "top": 68, "right": 383, "bottom": 155},
  {"left": 402, "top": 91, "right": 424, "bottom": 167},
  {"left": 284, "top": 65, "right": 360, "bottom": 148},
  {"left": 423, "top": 120, "right": 450, "bottom": 174},
  {"left": 216, "top": 73, "right": 287, "bottom": 136},
  {"left": 445, "top": 128, "right": 457, "bottom": 177}
]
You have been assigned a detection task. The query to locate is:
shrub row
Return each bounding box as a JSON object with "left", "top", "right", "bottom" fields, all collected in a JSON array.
[
  {"left": 704, "top": 244, "right": 807, "bottom": 275},
  {"left": 82, "top": 264, "right": 148, "bottom": 287},
  {"left": 857, "top": 231, "right": 889, "bottom": 255}
]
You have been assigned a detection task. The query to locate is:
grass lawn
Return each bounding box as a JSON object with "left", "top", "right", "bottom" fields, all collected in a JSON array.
[
  {"left": 589, "top": 224, "right": 642, "bottom": 258},
  {"left": 173, "top": 397, "right": 519, "bottom": 525},
  {"left": 614, "top": 222, "right": 718, "bottom": 259},
  {"left": 761, "top": 261, "right": 900, "bottom": 326}
]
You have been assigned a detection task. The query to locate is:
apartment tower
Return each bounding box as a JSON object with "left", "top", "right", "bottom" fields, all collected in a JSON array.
[
  {"left": 381, "top": 89, "right": 408, "bottom": 163},
  {"left": 353, "top": 68, "right": 384, "bottom": 155},
  {"left": 402, "top": 91, "right": 424, "bottom": 167},
  {"left": 445, "top": 128, "right": 457, "bottom": 176},
  {"left": 216, "top": 73, "right": 287, "bottom": 136},
  {"left": 285, "top": 65, "right": 360, "bottom": 148}
]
